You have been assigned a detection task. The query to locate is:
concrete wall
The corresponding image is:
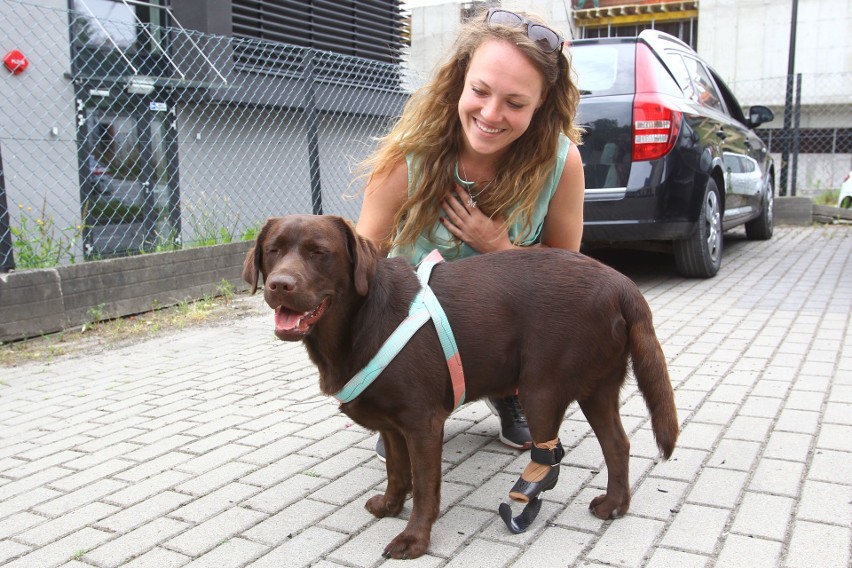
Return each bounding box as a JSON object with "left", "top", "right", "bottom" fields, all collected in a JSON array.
[
  {"left": 697, "top": 0, "right": 851, "bottom": 105},
  {"left": 174, "top": 104, "right": 382, "bottom": 241},
  {"left": 0, "top": 0, "right": 85, "bottom": 261},
  {"left": 0, "top": 240, "right": 252, "bottom": 342}
]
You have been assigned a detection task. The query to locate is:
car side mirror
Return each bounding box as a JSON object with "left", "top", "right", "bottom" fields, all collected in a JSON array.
[{"left": 748, "top": 105, "right": 774, "bottom": 128}]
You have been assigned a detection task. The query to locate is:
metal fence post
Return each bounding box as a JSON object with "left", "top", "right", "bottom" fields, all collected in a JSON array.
[
  {"left": 163, "top": 96, "right": 182, "bottom": 246},
  {"left": 0, "top": 146, "right": 15, "bottom": 272},
  {"left": 136, "top": 98, "right": 158, "bottom": 249},
  {"left": 74, "top": 96, "right": 97, "bottom": 260},
  {"left": 779, "top": 0, "right": 799, "bottom": 197},
  {"left": 779, "top": 74, "right": 793, "bottom": 196},
  {"left": 791, "top": 73, "right": 802, "bottom": 197},
  {"left": 303, "top": 49, "right": 323, "bottom": 215}
]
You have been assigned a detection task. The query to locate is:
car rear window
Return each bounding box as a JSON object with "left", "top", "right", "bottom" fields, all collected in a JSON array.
[{"left": 569, "top": 42, "right": 635, "bottom": 96}]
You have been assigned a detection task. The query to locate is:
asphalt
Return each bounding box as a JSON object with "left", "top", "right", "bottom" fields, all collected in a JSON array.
[{"left": 1, "top": 224, "right": 850, "bottom": 568}]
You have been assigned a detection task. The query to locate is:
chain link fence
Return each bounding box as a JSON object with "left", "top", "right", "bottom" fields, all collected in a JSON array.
[
  {"left": 2, "top": 1, "right": 850, "bottom": 272},
  {"left": 0, "top": 0, "right": 423, "bottom": 270},
  {"left": 730, "top": 72, "right": 852, "bottom": 199}
]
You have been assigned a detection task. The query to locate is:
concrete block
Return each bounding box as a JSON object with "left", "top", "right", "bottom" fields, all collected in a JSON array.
[
  {"left": 58, "top": 241, "right": 251, "bottom": 327},
  {"left": 785, "top": 521, "right": 850, "bottom": 568},
  {"left": 0, "top": 240, "right": 253, "bottom": 342},
  {"left": 775, "top": 196, "right": 813, "bottom": 225},
  {"left": 0, "top": 268, "right": 66, "bottom": 341},
  {"left": 730, "top": 492, "right": 795, "bottom": 540}
]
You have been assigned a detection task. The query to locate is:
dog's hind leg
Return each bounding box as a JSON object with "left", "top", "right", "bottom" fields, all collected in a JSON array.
[
  {"left": 498, "top": 393, "right": 569, "bottom": 533},
  {"left": 366, "top": 430, "right": 411, "bottom": 519},
  {"left": 578, "top": 381, "right": 631, "bottom": 519},
  {"left": 511, "top": 391, "right": 573, "bottom": 500}
]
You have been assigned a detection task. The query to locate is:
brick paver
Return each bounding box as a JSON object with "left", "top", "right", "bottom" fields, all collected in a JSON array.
[{"left": 1, "top": 225, "right": 850, "bottom": 567}]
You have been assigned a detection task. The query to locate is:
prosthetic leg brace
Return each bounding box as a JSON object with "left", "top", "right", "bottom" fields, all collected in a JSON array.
[{"left": 499, "top": 438, "right": 564, "bottom": 534}]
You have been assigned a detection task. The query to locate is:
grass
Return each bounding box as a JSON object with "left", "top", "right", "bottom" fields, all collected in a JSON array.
[
  {"left": 812, "top": 189, "right": 840, "bottom": 206},
  {"left": 0, "top": 280, "right": 254, "bottom": 368}
]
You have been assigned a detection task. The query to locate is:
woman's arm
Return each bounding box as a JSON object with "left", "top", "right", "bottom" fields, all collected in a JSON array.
[
  {"left": 355, "top": 158, "right": 410, "bottom": 255},
  {"left": 540, "top": 143, "right": 585, "bottom": 252}
]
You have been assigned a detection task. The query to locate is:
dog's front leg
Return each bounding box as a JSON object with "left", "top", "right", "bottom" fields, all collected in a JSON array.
[
  {"left": 382, "top": 428, "right": 443, "bottom": 560},
  {"left": 366, "top": 430, "right": 411, "bottom": 518}
]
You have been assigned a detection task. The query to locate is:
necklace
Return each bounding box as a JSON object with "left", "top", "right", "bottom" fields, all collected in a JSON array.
[{"left": 454, "top": 160, "right": 495, "bottom": 209}]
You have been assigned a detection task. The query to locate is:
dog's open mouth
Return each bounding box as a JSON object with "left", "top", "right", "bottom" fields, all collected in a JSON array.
[{"left": 274, "top": 298, "right": 330, "bottom": 339}]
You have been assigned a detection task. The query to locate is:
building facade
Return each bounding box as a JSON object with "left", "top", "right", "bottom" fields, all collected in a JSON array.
[{"left": 0, "top": 0, "right": 407, "bottom": 269}]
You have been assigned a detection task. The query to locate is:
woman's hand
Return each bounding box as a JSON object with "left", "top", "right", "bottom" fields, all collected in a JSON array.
[{"left": 441, "top": 186, "right": 511, "bottom": 253}]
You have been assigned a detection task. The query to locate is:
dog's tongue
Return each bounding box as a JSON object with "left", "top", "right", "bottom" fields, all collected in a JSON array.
[{"left": 275, "top": 307, "right": 302, "bottom": 331}]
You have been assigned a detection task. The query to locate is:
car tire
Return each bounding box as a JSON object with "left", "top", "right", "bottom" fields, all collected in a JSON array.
[
  {"left": 745, "top": 176, "right": 774, "bottom": 240},
  {"left": 674, "top": 178, "right": 723, "bottom": 278}
]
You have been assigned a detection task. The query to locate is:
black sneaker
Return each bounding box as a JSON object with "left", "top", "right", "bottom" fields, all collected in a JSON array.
[
  {"left": 374, "top": 435, "right": 386, "bottom": 463},
  {"left": 485, "top": 396, "right": 532, "bottom": 449}
]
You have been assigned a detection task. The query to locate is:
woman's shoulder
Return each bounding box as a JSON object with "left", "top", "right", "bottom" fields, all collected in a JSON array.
[
  {"left": 557, "top": 133, "right": 571, "bottom": 158},
  {"left": 551, "top": 134, "right": 572, "bottom": 179}
]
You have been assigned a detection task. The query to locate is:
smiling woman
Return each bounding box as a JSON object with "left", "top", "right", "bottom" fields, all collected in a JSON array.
[{"left": 356, "top": 9, "right": 585, "bottom": 261}]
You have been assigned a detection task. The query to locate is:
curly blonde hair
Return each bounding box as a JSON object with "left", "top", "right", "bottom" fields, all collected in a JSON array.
[{"left": 361, "top": 10, "right": 582, "bottom": 251}]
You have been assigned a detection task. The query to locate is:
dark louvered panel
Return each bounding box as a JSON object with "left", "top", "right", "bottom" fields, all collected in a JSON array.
[{"left": 231, "top": 0, "right": 406, "bottom": 84}]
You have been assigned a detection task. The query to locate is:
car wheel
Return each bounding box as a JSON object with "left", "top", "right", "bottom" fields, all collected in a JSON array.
[
  {"left": 745, "top": 176, "right": 774, "bottom": 240},
  {"left": 674, "top": 178, "right": 723, "bottom": 278}
]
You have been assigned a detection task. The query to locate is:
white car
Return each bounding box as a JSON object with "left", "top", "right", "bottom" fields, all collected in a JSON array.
[{"left": 839, "top": 171, "right": 852, "bottom": 209}]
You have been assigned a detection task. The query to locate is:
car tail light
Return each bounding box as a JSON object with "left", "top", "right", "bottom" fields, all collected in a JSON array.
[{"left": 632, "top": 44, "right": 682, "bottom": 162}]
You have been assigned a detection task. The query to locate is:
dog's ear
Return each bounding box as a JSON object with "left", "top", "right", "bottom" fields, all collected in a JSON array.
[
  {"left": 339, "top": 217, "right": 378, "bottom": 296},
  {"left": 242, "top": 219, "right": 272, "bottom": 294}
]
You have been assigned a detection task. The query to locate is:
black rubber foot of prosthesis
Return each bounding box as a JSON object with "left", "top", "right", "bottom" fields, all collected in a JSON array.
[
  {"left": 499, "top": 442, "right": 564, "bottom": 534},
  {"left": 499, "top": 497, "right": 543, "bottom": 534}
]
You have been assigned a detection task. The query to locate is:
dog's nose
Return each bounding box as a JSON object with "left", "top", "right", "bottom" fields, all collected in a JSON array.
[{"left": 266, "top": 274, "right": 297, "bottom": 293}]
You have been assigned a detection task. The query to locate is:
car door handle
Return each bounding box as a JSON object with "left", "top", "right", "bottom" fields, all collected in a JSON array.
[{"left": 716, "top": 129, "right": 728, "bottom": 140}]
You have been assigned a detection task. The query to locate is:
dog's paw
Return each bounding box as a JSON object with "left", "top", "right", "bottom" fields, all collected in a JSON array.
[
  {"left": 589, "top": 493, "right": 629, "bottom": 520},
  {"left": 382, "top": 531, "right": 429, "bottom": 560},
  {"left": 365, "top": 494, "right": 404, "bottom": 518}
]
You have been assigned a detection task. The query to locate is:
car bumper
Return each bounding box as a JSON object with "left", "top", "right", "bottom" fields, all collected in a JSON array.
[{"left": 581, "top": 156, "right": 707, "bottom": 243}]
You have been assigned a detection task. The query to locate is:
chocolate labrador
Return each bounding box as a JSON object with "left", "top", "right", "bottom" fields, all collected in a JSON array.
[{"left": 243, "top": 214, "right": 678, "bottom": 559}]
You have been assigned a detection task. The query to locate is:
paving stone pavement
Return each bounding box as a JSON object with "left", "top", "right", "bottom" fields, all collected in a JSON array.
[{"left": 1, "top": 225, "right": 850, "bottom": 568}]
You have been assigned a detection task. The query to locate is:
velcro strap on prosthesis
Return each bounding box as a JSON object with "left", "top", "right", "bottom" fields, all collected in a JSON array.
[{"left": 530, "top": 441, "right": 565, "bottom": 466}]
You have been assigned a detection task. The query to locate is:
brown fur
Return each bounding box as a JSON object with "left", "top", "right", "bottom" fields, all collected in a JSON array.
[{"left": 243, "top": 214, "right": 678, "bottom": 560}]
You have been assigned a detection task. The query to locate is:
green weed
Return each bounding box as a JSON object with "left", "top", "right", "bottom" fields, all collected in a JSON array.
[
  {"left": 217, "top": 279, "right": 236, "bottom": 303},
  {"left": 812, "top": 189, "right": 840, "bottom": 206},
  {"left": 11, "top": 199, "right": 83, "bottom": 268}
]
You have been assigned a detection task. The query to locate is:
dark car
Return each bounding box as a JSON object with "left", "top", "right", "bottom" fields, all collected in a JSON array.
[{"left": 570, "top": 30, "right": 775, "bottom": 277}]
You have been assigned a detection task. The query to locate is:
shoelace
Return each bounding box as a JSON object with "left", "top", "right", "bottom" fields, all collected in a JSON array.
[{"left": 506, "top": 398, "right": 528, "bottom": 424}]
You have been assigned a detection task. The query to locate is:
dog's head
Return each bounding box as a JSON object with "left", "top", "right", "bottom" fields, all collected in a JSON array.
[{"left": 243, "top": 214, "right": 378, "bottom": 340}]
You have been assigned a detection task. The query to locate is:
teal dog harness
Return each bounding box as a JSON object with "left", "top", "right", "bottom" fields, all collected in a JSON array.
[{"left": 333, "top": 250, "right": 466, "bottom": 410}]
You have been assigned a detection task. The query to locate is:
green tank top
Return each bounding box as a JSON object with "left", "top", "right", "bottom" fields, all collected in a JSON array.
[{"left": 390, "top": 134, "right": 571, "bottom": 264}]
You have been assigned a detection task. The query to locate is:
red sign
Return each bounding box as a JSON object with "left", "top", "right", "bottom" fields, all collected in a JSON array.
[{"left": 3, "top": 50, "right": 29, "bottom": 75}]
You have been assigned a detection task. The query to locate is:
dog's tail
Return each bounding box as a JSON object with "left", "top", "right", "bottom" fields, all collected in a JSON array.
[{"left": 622, "top": 287, "right": 678, "bottom": 459}]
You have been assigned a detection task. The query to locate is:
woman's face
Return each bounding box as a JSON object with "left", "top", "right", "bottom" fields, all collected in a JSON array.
[{"left": 458, "top": 39, "right": 545, "bottom": 160}]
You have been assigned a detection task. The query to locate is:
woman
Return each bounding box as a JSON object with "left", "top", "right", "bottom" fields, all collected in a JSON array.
[{"left": 356, "top": 9, "right": 585, "bottom": 459}]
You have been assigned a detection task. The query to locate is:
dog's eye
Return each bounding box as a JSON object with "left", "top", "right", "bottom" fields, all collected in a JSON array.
[{"left": 310, "top": 248, "right": 329, "bottom": 257}]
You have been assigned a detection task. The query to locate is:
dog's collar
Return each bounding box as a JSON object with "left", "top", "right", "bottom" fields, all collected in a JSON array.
[{"left": 333, "top": 250, "right": 466, "bottom": 410}]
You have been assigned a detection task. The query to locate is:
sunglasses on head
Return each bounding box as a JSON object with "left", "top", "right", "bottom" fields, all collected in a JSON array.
[{"left": 485, "top": 9, "right": 564, "bottom": 54}]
